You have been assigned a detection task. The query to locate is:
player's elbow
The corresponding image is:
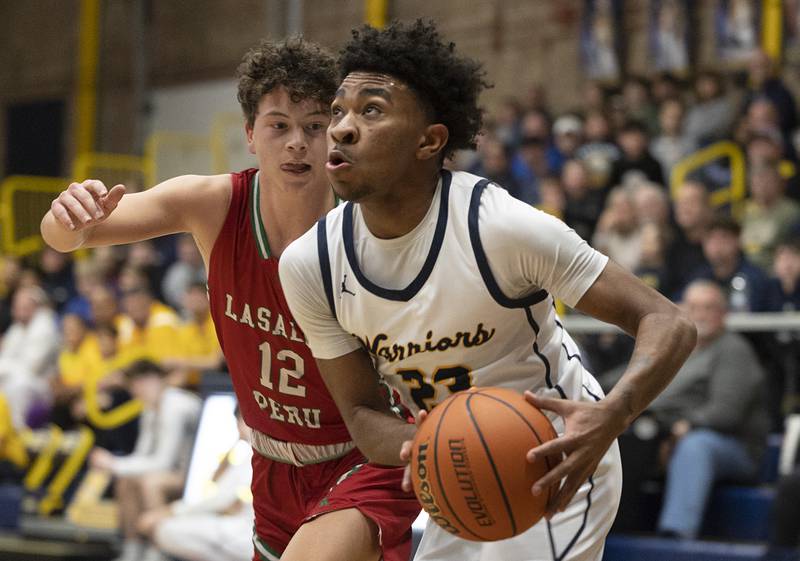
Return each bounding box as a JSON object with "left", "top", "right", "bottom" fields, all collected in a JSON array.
[
  {"left": 40, "top": 213, "right": 81, "bottom": 253},
  {"left": 670, "top": 305, "right": 697, "bottom": 353}
]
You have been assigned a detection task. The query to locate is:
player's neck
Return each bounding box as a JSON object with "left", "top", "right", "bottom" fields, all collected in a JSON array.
[
  {"left": 359, "top": 169, "right": 440, "bottom": 240},
  {"left": 258, "top": 173, "right": 335, "bottom": 258}
]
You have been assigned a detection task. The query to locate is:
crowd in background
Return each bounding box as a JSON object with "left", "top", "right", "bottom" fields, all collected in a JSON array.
[{"left": 0, "top": 48, "right": 800, "bottom": 551}]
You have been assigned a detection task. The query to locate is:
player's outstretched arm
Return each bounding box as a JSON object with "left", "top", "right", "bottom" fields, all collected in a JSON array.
[
  {"left": 527, "top": 260, "right": 696, "bottom": 517},
  {"left": 41, "top": 175, "right": 227, "bottom": 253}
]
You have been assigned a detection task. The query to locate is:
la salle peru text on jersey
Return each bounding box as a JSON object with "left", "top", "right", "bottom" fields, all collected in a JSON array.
[{"left": 224, "top": 293, "right": 323, "bottom": 430}]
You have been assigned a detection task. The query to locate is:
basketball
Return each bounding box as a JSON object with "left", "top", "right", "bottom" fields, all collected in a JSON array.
[{"left": 410, "top": 387, "right": 561, "bottom": 542}]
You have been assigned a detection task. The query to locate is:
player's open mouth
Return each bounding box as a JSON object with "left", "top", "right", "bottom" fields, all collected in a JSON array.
[
  {"left": 281, "top": 162, "right": 312, "bottom": 174},
  {"left": 326, "top": 150, "right": 353, "bottom": 172}
]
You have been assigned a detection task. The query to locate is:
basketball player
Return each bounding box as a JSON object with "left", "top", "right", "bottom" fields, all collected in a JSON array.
[
  {"left": 40, "top": 38, "right": 419, "bottom": 561},
  {"left": 279, "top": 21, "right": 697, "bottom": 560}
]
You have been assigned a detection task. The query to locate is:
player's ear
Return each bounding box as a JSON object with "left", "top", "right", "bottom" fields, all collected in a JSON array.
[
  {"left": 417, "top": 124, "right": 449, "bottom": 161},
  {"left": 245, "top": 121, "right": 256, "bottom": 155}
]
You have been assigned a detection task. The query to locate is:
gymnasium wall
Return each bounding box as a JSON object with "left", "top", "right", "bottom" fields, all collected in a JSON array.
[{"left": 0, "top": 0, "right": 746, "bottom": 179}]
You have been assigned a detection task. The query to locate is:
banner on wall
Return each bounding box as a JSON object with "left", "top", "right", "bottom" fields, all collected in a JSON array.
[
  {"left": 581, "top": 0, "right": 623, "bottom": 82},
  {"left": 716, "top": 0, "right": 761, "bottom": 65},
  {"left": 650, "top": 0, "right": 691, "bottom": 74}
]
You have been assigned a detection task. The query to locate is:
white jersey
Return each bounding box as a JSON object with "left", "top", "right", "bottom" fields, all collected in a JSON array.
[{"left": 281, "top": 170, "right": 623, "bottom": 561}]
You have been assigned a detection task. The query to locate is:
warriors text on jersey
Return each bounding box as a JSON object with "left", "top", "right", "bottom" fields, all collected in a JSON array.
[{"left": 207, "top": 168, "right": 351, "bottom": 446}]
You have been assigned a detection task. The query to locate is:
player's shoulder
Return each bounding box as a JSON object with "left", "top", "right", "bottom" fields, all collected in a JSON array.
[
  {"left": 280, "top": 221, "right": 322, "bottom": 278},
  {"left": 454, "top": 171, "right": 576, "bottom": 247}
]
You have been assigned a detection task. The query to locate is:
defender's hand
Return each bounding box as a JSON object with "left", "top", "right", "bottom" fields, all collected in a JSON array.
[
  {"left": 50, "top": 180, "right": 125, "bottom": 231},
  {"left": 524, "top": 391, "right": 627, "bottom": 518}
]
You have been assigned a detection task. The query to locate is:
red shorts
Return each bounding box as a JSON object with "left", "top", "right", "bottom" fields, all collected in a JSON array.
[{"left": 250, "top": 447, "right": 420, "bottom": 561}]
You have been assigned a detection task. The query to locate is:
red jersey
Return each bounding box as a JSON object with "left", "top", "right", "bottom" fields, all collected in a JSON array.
[{"left": 208, "top": 168, "right": 351, "bottom": 445}]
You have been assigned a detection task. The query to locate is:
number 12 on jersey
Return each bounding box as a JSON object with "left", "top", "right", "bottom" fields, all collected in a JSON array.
[
  {"left": 259, "top": 341, "right": 305, "bottom": 397},
  {"left": 397, "top": 365, "right": 473, "bottom": 411}
]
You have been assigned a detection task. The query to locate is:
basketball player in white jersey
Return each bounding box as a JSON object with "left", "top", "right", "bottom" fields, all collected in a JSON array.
[{"left": 280, "top": 20, "right": 697, "bottom": 561}]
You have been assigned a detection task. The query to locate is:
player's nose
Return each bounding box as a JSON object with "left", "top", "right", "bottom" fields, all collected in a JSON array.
[
  {"left": 286, "top": 128, "right": 308, "bottom": 152},
  {"left": 329, "top": 113, "right": 358, "bottom": 145}
]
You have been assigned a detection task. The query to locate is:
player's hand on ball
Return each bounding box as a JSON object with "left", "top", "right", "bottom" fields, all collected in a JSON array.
[
  {"left": 523, "top": 391, "right": 627, "bottom": 518},
  {"left": 51, "top": 180, "right": 126, "bottom": 231},
  {"left": 400, "top": 409, "right": 428, "bottom": 493}
]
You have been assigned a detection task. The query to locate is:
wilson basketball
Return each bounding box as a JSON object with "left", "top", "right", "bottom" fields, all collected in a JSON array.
[{"left": 410, "top": 387, "right": 561, "bottom": 542}]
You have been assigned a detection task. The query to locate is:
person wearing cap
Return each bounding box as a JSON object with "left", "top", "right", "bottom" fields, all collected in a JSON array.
[
  {"left": 89, "top": 359, "right": 201, "bottom": 561},
  {"left": 547, "top": 114, "right": 584, "bottom": 173}
]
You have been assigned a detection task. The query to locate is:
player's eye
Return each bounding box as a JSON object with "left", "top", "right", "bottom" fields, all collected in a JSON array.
[
  {"left": 363, "top": 105, "right": 382, "bottom": 116},
  {"left": 271, "top": 122, "right": 288, "bottom": 130},
  {"left": 306, "top": 122, "right": 326, "bottom": 132},
  {"left": 331, "top": 105, "right": 343, "bottom": 117}
]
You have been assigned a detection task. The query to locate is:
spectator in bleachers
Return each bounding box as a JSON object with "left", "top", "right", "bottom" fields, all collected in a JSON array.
[
  {"left": 519, "top": 109, "right": 550, "bottom": 140},
  {"left": 635, "top": 222, "right": 671, "bottom": 295},
  {"left": 74, "top": 322, "right": 140, "bottom": 456},
  {"left": 474, "top": 137, "right": 534, "bottom": 204},
  {"left": 511, "top": 134, "right": 550, "bottom": 199},
  {"left": 582, "top": 80, "right": 608, "bottom": 113},
  {"left": 493, "top": 96, "right": 523, "bottom": 146},
  {"left": 162, "top": 282, "right": 223, "bottom": 388},
  {"left": 0, "top": 286, "right": 60, "bottom": 427},
  {"left": 89, "top": 359, "right": 200, "bottom": 561},
  {"left": 139, "top": 408, "right": 254, "bottom": 561},
  {"left": 633, "top": 181, "right": 672, "bottom": 229},
  {"left": 665, "top": 179, "right": 712, "bottom": 297},
  {"left": 692, "top": 214, "right": 770, "bottom": 311},
  {"left": 50, "top": 313, "right": 99, "bottom": 429},
  {"left": 651, "top": 98, "right": 695, "bottom": 181},
  {"left": 651, "top": 72, "right": 682, "bottom": 105},
  {"left": 89, "top": 284, "right": 122, "bottom": 329},
  {"left": 0, "top": 256, "right": 22, "bottom": 335},
  {"left": 652, "top": 280, "right": 768, "bottom": 539},
  {"left": 608, "top": 120, "right": 665, "bottom": 191},
  {"left": 161, "top": 234, "right": 206, "bottom": 314},
  {"left": 37, "top": 246, "right": 75, "bottom": 313},
  {"left": 592, "top": 186, "right": 643, "bottom": 271},
  {"left": 743, "top": 50, "right": 798, "bottom": 141},
  {"left": 562, "top": 158, "right": 604, "bottom": 241},
  {"left": 537, "top": 175, "right": 566, "bottom": 219},
  {"left": 548, "top": 114, "right": 584, "bottom": 173},
  {"left": 767, "top": 238, "right": 800, "bottom": 312},
  {"left": 125, "top": 241, "right": 168, "bottom": 302},
  {"left": 622, "top": 76, "right": 659, "bottom": 135},
  {"left": 575, "top": 109, "right": 621, "bottom": 190},
  {"left": 117, "top": 277, "right": 181, "bottom": 363},
  {"left": 63, "top": 259, "right": 106, "bottom": 323},
  {"left": 741, "top": 164, "right": 800, "bottom": 270},
  {"left": 743, "top": 98, "right": 794, "bottom": 160},
  {"left": 684, "top": 70, "right": 736, "bottom": 146}
]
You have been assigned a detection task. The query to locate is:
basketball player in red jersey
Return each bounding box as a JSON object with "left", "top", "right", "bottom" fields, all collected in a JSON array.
[{"left": 41, "top": 38, "right": 419, "bottom": 561}]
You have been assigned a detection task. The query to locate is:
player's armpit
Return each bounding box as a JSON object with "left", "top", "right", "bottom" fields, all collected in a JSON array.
[{"left": 316, "top": 348, "right": 416, "bottom": 466}]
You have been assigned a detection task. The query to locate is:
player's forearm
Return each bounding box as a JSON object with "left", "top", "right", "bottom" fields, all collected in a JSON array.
[
  {"left": 348, "top": 404, "right": 417, "bottom": 465},
  {"left": 40, "top": 212, "right": 90, "bottom": 253},
  {"left": 604, "top": 309, "right": 697, "bottom": 427}
]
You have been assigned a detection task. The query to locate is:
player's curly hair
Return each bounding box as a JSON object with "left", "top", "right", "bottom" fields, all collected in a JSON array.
[
  {"left": 339, "top": 19, "right": 491, "bottom": 157},
  {"left": 237, "top": 37, "right": 338, "bottom": 128}
]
